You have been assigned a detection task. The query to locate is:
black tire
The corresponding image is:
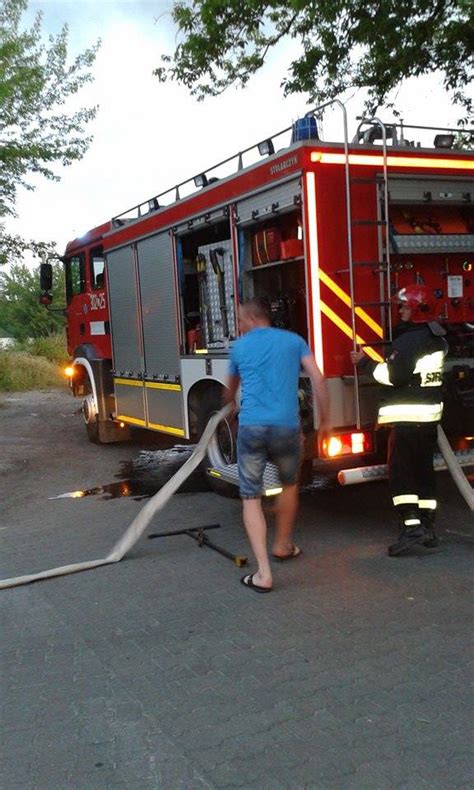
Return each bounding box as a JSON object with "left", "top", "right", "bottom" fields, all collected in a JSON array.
[{"left": 196, "top": 388, "right": 238, "bottom": 497}]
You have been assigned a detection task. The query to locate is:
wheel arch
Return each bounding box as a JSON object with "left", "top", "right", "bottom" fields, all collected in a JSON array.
[
  {"left": 187, "top": 377, "right": 225, "bottom": 438},
  {"left": 72, "top": 356, "right": 99, "bottom": 408}
]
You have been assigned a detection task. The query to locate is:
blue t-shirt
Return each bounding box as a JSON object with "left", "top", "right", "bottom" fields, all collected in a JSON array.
[{"left": 229, "top": 327, "right": 311, "bottom": 428}]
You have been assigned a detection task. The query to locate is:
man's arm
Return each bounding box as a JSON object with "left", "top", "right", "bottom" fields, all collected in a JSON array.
[
  {"left": 223, "top": 374, "right": 240, "bottom": 404},
  {"left": 351, "top": 339, "right": 415, "bottom": 388},
  {"left": 223, "top": 374, "right": 240, "bottom": 413},
  {"left": 301, "top": 353, "right": 330, "bottom": 434}
]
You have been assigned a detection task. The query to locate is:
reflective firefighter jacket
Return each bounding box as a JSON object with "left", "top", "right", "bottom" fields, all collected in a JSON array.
[{"left": 358, "top": 322, "right": 447, "bottom": 425}]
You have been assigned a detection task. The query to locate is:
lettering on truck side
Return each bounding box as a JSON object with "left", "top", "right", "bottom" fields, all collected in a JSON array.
[
  {"left": 90, "top": 293, "right": 106, "bottom": 311},
  {"left": 270, "top": 156, "right": 298, "bottom": 176}
]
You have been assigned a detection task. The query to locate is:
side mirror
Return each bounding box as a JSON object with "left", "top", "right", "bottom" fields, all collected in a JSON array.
[
  {"left": 39, "top": 292, "right": 53, "bottom": 305},
  {"left": 39, "top": 262, "right": 53, "bottom": 305},
  {"left": 40, "top": 262, "right": 53, "bottom": 291}
]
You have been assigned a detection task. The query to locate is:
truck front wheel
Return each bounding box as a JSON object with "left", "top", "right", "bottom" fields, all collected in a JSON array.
[
  {"left": 82, "top": 380, "right": 130, "bottom": 444},
  {"left": 83, "top": 391, "right": 100, "bottom": 442}
]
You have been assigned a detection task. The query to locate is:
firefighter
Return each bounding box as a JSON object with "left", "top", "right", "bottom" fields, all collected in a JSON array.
[{"left": 350, "top": 284, "right": 448, "bottom": 556}]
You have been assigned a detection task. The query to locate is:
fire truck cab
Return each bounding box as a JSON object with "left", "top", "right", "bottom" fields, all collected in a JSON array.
[{"left": 42, "top": 106, "right": 474, "bottom": 489}]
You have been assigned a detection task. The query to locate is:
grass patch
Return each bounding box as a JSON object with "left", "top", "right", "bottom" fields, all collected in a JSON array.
[
  {"left": 0, "top": 350, "right": 66, "bottom": 392},
  {"left": 17, "top": 332, "right": 68, "bottom": 364}
]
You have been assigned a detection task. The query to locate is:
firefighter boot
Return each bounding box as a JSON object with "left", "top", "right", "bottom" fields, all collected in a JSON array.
[
  {"left": 421, "top": 512, "right": 438, "bottom": 548},
  {"left": 388, "top": 515, "right": 430, "bottom": 557}
]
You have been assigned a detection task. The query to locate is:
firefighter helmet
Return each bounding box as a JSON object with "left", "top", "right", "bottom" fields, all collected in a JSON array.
[{"left": 394, "top": 284, "right": 437, "bottom": 322}]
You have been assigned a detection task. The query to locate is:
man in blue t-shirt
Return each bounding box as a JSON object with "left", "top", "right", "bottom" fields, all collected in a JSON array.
[{"left": 225, "top": 298, "right": 329, "bottom": 593}]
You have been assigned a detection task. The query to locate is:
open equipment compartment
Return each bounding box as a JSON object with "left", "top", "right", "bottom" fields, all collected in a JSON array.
[
  {"left": 175, "top": 214, "right": 236, "bottom": 353},
  {"left": 238, "top": 198, "right": 308, "bottom": 341}
]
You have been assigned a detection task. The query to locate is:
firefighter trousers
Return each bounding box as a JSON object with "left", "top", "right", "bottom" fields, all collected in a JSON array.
[{"left": 388, "top": 423, "right": 438, "bottom": 526}]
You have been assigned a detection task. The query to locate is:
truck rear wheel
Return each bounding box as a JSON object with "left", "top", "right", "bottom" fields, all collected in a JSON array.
[{"left": 197, "top": 388, "right": 238, "bottom": 497}]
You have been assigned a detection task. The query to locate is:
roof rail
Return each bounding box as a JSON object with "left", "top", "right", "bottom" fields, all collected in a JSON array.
[
  {"left": 353, "top": 118, "right": 474, "bottom": 148},
  {"left": 111, "top": 105, "right": 328, "bottom": 226},
  {"left": 111, "top": 112, "right": 473, "bottom": 228}
]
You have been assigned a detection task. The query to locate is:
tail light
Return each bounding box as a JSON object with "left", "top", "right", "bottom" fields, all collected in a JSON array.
[{"left": 320, "top": 431, "right": 373, "bottom": 459}]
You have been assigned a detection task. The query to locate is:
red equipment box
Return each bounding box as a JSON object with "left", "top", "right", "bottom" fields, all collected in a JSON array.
[
  {"left": 280, "top": 238, "right": 304, "bottom": 259},
  {"left": 390, "top": 206, "right": 470, "bottom": 235},
  {"left": 252, "top": 228, "right": 282, "bottom": 266}
]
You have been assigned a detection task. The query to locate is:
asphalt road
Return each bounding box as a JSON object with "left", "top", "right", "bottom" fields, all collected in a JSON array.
[{"left": 1, "top": 389, "right": 473, "bottom": 789}]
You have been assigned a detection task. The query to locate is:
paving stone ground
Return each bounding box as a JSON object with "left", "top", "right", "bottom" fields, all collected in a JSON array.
[{"left": 0, "top": 390, "right": 473, "bottom": 789}]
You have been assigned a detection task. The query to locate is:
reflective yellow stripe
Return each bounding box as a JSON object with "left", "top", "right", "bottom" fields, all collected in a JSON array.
[
  {"left": 116, "top": 414, "right": 146, "bottom": 426},
  {"left": 393, "top": 494, "right": 419, "bottom": 506},
  {"left": 208, "top": 469, "right": 222, "bottom": 478},
  {"left": 145, "top": 381, "right": 182, "bottom": 391},
  {"left": 319, "top": 270, "right": 383, "bottom": 338},
  {"left": 114, "top": 378, "right": 142, "bottom": 387},
  {"left": 320, "top": 301, "right": 383, "bottom": 362},
  {"left": 378, "top": 403, "right": 443, "bottom": 423},
  {"left": 147, "top": 421, "right": 185, "bottom": 436},
  {"left": 373, "top": 362, "right": 392, "bottom": 386},
  {"left": 311, "top": 152, "right": 474, "bottom": 170},
  {"left": 418, "top": 499, "right": 437, "bottom": 510}
]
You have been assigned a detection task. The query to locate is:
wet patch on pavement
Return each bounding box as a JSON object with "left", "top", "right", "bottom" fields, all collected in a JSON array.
[{"left": 49, "top": 445, "right": 208, "bottom": 501}]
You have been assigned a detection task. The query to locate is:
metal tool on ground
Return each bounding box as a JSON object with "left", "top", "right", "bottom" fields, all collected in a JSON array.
[
  {"left": 148, "top": 523, "right": 248, "bottom": 567},
  {"left": 0, "top": 406, "right": 232, "bottom": 590},
  {"left": 209, "top": 247, "right": 229, "bottom": 338}
]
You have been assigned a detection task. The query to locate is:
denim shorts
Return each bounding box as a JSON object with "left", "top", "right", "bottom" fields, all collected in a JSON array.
[{"left": 237, "top": 425, "right": 302, "bottom": 499}]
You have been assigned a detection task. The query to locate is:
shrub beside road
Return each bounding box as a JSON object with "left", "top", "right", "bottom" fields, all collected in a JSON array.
[{"left": 0, "top": 332, "right": 68, "bottom": 392}]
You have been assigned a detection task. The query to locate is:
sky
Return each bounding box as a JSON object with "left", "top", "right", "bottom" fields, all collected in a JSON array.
[{"left": 6, "top": 0, "right": 468, "bottom": 261}]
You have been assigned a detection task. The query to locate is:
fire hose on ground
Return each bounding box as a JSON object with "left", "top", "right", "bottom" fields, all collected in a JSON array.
[
  {"left": 0, "top": 405, "right": 232, "bottom": 591},
  {"left": 1, "top": 414, "right": 472, "bottom": 591}
]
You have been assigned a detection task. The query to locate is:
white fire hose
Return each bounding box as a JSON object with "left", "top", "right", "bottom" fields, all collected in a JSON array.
[
  {"left": 436, "top": 425, "right": 474, "bottom": 511},
  {"left": 0, "top": 405, "right": 231, "bottom": 590}
]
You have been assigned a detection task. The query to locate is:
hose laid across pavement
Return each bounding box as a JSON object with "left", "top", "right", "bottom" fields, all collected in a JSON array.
[
  {"left": 437, "top": 425, "right": 474, "bottom": 512},
  {"left": 0, "top": 405, "right": 231, "bottom": 590}
]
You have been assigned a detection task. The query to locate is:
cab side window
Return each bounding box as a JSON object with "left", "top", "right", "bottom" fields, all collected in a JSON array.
[
  {"left": 65, "top": 254, "right": 86, "bottom": 304},
  {"left": 90, "top": 247, "right": 105, "bottom": 289}
]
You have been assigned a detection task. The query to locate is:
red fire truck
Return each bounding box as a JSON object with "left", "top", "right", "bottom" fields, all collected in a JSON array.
[{"left": 40, "top": 104, "right": 474, "bottom": 491}]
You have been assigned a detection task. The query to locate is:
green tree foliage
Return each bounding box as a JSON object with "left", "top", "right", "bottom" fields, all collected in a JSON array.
[
  {"left": 0, "top": 261, "right": 65, "bottom": 341},
  {"left": 155, "top": 1, "right": 473, "bottom": 117},
  {"left": 0, "top": 0, "right": 99, "bottom": 263}
]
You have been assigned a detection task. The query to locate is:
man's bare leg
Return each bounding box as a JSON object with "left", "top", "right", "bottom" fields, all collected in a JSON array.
[
  {"left": 242, "top": 498, "right": 273, "bottom": 588},
  {"left": 272, "top": 483, "right": 299, "bottom": 557}
]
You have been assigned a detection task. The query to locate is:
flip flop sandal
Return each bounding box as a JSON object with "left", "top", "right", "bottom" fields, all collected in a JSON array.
[
  {"left": 271, "top": 545, "right": 302, "bottom": 562},
  {"left": 240, "top": 574, "right": 272, "bottom": 593}
]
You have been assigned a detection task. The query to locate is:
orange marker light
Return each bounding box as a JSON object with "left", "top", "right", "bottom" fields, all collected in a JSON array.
[
  {"left": 321, "top": 431, "right": 374, "bottom": 458},
  {"left": 64, "top": 365, "right": 74, "bottom": 377},
  {"left": 327, "top": 436, "right": 343, "bottom": 457}
]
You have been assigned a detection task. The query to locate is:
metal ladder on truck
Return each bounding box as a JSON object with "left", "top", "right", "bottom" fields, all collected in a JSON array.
[{"left": 345, "top": 117, "right": 396, "bottom": 428}]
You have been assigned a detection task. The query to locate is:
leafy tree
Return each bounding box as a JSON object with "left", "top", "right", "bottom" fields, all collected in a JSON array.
[
  {"left": 0, "top": 0, "right": 99, "bottom": 263},
  {"left": 0, "top": 232, "right": 56, "bottom": 267},
  {"left": 0, "top": 261, "right": 65, "bottom": 341},
  {"left": 155, "top": 1, "right": 473, "bottom": 117}
]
